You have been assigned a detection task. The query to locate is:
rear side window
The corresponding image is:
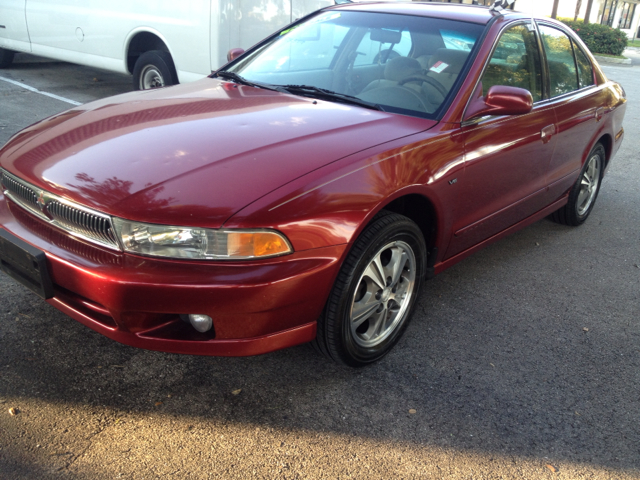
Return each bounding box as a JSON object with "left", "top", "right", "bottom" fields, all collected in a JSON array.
[
  {"left": 481, "top": 24, "right": 543, "bottom": 102},
  {"left": 573, "top": 41, "right": 595, "bottom": 88},
  {"left": 539, "top": 25, "right": 579, "bottom": 98}
]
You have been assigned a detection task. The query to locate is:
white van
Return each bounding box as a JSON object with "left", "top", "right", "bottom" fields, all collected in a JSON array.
[{"left": 0, "top": 0, "right": 332, "bottom": 89}]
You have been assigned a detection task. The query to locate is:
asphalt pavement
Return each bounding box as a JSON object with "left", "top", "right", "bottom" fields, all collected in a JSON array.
[
  {"left": 0, "top": 54, "right": 639, "bottom": 479},
  {"left": 623, "top": 47, "right": 640, "bottom": 66}
]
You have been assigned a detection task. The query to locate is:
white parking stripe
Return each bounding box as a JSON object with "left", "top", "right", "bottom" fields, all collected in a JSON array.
[{"left": 0, "top": 76, "right": 82, "bottom": 106}]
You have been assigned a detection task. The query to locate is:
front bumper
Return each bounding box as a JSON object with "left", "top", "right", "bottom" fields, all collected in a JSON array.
[{"left": 0, "top": 195, "right": 346, "bottom": 356}]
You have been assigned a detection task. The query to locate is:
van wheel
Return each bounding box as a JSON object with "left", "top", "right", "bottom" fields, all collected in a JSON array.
[
  {"left": 0, "top": 48, "right": 15, "bottom": 69},
  {"left": 132, "top": 50, "right": 178, "bottom": 90}
]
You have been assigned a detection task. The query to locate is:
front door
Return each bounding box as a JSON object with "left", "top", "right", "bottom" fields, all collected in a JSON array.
[{"left": 446, "top": 22, "right": 556, "bottom": 259}]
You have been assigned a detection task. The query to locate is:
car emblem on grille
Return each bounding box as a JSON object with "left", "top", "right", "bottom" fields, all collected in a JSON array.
[
  {"left": 35, "top": 190, "right": 54, "bottom": 219},
  {"left": 37, "top": 190, "right": 47, "bottom": 209}
]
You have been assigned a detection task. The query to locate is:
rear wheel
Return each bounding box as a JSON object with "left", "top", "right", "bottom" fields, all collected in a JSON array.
[
  {"left": 313, "top": 211, "right": 426, "bottom": 367},
  {"left": 132, "top": 50, "right": 178, "bottom": 90},
  {"left": 551, "top": 143, "right": 605, "bottom": 226},
  {"left": 0, "top": 48, "right": 15, "bottom": 69}
]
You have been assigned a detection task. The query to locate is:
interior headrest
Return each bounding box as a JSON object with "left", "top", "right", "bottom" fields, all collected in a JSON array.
[{"left": 384, "top": 57, "right": 422, "bottom": 82}]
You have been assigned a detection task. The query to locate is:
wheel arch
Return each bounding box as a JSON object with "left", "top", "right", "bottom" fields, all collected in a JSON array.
[
  {"left": 379, "top": 193, "right": 438, "bottom": 253},
  {"left": 125, "top": 29, "right": 174, "bottom": 74},
  {"left": 595, "top": 133, "right": 613, "bottom": 169}
]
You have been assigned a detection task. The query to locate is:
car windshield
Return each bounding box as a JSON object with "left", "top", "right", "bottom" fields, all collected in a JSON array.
[{"left": 221, "top": 10, "right": 484, "bottom": 119}]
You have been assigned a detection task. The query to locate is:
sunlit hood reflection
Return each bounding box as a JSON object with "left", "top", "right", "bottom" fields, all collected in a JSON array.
[{"left": 0, "top": 79, "right": 436, "bottom": 227}]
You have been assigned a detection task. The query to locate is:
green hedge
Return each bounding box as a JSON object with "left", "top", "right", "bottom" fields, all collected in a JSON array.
[{"left": 560, "top": 19, "right": 628, "bottom": 56}]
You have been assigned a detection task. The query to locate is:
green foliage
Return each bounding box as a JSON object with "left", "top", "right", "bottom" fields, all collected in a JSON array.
[{"left": 559, "top": 19, "right": 628, "bottom": 56}]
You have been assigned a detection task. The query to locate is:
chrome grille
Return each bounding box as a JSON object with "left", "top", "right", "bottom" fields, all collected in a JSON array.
[
  {"left": 1, "top": 168, "right": 121, "bottom": 251},
  {"left": 1, "top": 170, "right": 39, "bottom": 210},
  {"left": 47, "top": 200, "right": 119, "bottom": 247}
]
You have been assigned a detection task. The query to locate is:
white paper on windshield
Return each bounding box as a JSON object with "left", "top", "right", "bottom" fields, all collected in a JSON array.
[{"left": 429, "top": 61, "right": 449, "bottom": 74}]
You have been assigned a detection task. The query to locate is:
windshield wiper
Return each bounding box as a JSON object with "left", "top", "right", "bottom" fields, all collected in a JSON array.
[
  {"left": 214, "top": 71, "right": 286, "bottom": 93},
  {"left": 279, "top": 84, "right": 385, "bottom": 111}
]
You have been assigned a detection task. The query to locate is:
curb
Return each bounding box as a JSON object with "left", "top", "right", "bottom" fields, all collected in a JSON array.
[{"left": 594, "top": 54, "right": 632, "bottom": 65}]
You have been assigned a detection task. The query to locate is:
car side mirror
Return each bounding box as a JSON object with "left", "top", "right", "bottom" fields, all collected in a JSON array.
[
  {"left": 464, "top": 85, "right": 533, "bottom": 121},
  {"left": 227, "top": 48, "right": 245, "bottom": 62}
]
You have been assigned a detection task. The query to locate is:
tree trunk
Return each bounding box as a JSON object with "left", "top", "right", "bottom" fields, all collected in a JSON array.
[
  {"left": 551, "top": 0, "right": 560, "bottom": 18},
  {"left": 575, "top": 0, "right": 583, "bottom": 20},
  {"left": 583, "top": 0, "right": 594, "bottom": 23}
]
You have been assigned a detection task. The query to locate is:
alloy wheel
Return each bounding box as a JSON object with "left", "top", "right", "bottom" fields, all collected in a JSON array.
[
  {"left": 349, "top": 240, "right": 417, "bottom": 348},
  {"left": 577, "top": 153, "right": 602, "bottom": 216}
]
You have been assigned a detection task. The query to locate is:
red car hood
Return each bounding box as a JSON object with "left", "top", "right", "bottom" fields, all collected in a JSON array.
[{"left": 0, "top": 78, "right": 436, "bottom": 227}]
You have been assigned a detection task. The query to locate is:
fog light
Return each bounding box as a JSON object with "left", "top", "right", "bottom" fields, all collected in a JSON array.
[{"left": 188, "top": 314, "right": 213, "bottom": 333}]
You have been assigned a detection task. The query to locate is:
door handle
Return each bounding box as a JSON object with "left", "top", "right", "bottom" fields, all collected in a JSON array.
[
  {"left": 595, "top": 107, "right": 605, "bottom": 122},
  {"left": 541, "top": 124, "right": 556, "bottom": 144}
]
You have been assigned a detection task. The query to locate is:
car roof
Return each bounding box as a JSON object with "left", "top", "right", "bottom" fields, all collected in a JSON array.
[{"left": 330, "top": 2, "right": 525, "bottom": 25}]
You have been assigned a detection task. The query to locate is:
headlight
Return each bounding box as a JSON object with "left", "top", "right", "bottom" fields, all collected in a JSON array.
[{"left": 111, "top": 218, "right": 292, "bottom": 260}]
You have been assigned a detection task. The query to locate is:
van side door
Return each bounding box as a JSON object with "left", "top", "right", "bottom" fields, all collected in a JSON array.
[
  {"left": 26, "top": 0, "right": 87, "bottom": 54},
  {"left": 0, "top": 0, "right": 30, "bottom": 52}
]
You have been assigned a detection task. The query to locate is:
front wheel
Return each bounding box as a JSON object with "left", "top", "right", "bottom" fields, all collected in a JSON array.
[
  {"left": 132, "top": 50, "right": 178, "bottom": 90},
  {"left": 551, "top": 143, "right": 605, "bottom": 226},
  {"left": 313, "top": 212, "right": 426, "bottom": 367},
  {"left": 0, "top": 48, "right": 15, "bottom": 69}
]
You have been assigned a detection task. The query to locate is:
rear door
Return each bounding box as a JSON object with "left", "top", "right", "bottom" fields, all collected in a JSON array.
[
  {"left": 446, "top": 22, "right": 556, "bottom": 259},
  {"left": 537, "top": 23, "right": 609, "bottom": 201},
  {"left": 0, "top": 0, "right": 30, "bottom": 52}
]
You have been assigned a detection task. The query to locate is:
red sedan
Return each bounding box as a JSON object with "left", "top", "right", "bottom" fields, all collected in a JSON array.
[{"left": 0, "top": 3, "right": 626, "bottom": 366}]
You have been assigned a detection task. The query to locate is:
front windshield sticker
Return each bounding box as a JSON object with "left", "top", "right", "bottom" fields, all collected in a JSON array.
[
  {"left": 280, "top": 25, "right": 299, "bottom": 36},
  {"left": 280, "top": 12, "right": 341, "bottom": 36},
  {"left": 314, "top": 12, "right": 341, "bottom": 23},
  {"left": 429, "top": 61, "right": 449, "bottom": 74}
]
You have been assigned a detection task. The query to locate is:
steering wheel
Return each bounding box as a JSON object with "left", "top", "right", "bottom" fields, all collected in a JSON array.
[{"left": 398, "top": 75, "right": 448, "bottom": 99}]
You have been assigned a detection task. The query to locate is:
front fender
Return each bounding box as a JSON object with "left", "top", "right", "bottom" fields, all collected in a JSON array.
[{"left": 224, "top": 124, "right": 465, "bottom": 257}]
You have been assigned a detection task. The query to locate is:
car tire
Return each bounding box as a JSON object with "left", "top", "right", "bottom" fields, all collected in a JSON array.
[
  {"left": 313, "top": 211, "right": 426, "bottom": 367},
  {"left": 551, "top": 143, "right": 605, "bottom": 226},
  {"left": 0, "top": 48, "right": 15, "bottom": 69},
  {"left": 132, "top": 50, "right": 178, "bottom": 90}
]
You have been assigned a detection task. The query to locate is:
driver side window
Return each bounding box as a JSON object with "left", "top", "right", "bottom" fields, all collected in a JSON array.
[{"left": 481, "top": 24, "right": 542, "bottom": 102}]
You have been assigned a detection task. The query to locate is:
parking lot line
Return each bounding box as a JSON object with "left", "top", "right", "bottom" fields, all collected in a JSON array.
[{"left": 0, "top": 75, "right": 82, "bottom": 106}]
